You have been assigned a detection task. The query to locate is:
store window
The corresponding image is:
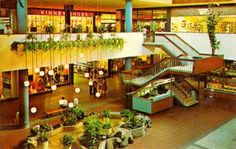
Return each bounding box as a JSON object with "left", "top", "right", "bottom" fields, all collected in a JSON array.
[
  {"left": 27, "top": 9, "right": 94, "bottom": 33},
  {"left": 100, "top": 13, "right": 116, "bottom": 32}
]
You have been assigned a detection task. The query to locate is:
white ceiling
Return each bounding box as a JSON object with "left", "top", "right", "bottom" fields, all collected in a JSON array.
[{"left": 27, "top": 0, "right": 173, "bottom": 12}]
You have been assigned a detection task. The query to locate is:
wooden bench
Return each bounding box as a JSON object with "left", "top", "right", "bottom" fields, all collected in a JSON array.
[{"left": 43, "top": 108, "right": 66, "bottom": 117}]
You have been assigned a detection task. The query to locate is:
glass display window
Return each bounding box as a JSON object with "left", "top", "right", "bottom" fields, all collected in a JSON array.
[
  {"left": 171, "top": 15, "right": 236, "bottom": 33},
  {"left": 28, "top": 15, "right": 65, "bottom": 33}
]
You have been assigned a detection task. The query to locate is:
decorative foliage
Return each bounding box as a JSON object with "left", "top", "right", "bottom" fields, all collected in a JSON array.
[
  {"left": 207, "top": 3, "right": 221, "bottom": 56},
  {"left": 61, "top": 134, "right": 75, "bottom": 147},
  {"left": 83, "top": 115, "right": 102, "bottom": 146},
  {"left": 37, "top": 132, "right": 48, "bottom": 143},
  {"left": 72, "top": 24, "right": 83, "bottom": 33},
  {"left": 149, "top": 23, "right": 160, "bottom": 33},
  {"left": 102, "top": 109, "right": 111, "bottom": 118},
  {"left": 61, "top": 106, "right": 85, "bottom": 126},
  {"left": 120, "top": 109, "right": 136, "bottom": 123},
  {"left": 10, "top": 33, "right": 125, "bottom": 54},
  {"left": 97, "top": 24, "right": 106, "bottom": 33},
  {"left": 44, "top": 24, "right": 55, "bottom": 34}
]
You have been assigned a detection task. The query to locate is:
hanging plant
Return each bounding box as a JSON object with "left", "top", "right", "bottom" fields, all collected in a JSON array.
[
  {"left": 10, "top": 33, "right": 125, "bottom": 55},
  {"left": 207, "top": 3, "right": 221, "bottom": 56}
]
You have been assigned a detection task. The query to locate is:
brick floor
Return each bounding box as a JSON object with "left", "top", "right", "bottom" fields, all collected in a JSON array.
[{"left": 0, "top": 75, "right": 235, "bottom": 149}]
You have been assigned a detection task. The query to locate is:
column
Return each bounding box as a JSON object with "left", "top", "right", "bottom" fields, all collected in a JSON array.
[
  {"left": 166, "top": 9, "right": 171, "bottom": 32},
  {"left": 125, "top": 57, "right": 132, "bottom": 70},
  {"left": 11, "top": 71, "right": 19, "bottom": 97},
  {"left": 125, "top": 0, "right": 132, "bottom": 32},
  {"left": 69, "top": 63, "right": 74, "bottom": 85},
  {"left": 108, "top": 59, "right": 114, "bottom": 77},
  {"left": 18, "top": 69, "right": 29, "bottom": 128},
  {"left": 64, "top": 5, "right": 73, "bottom": 33},
  {"left": 17, "top": 0, "right": 27, "bottom": 33}
]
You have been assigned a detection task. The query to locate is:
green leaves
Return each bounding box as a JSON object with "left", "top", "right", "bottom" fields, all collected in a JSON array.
[
  {"left": 207, "top": 3, "right": 221, "bottom": 55},
  {"left": 10, "top": 34, "right": 125, "bottom": 55}
]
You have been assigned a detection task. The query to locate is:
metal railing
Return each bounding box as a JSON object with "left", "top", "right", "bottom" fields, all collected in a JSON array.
[{"left": 143, "top": 58, "right": 194, "bottom": 77}]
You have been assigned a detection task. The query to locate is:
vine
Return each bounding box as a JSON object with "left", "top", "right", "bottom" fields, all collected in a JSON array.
[{"left": 207, "top": 3, "right": 221, "bottom": 56}]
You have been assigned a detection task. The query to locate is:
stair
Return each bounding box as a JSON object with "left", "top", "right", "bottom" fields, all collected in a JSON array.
[{"left": 172, "top": 82, "right": 199, "bottom": 107}]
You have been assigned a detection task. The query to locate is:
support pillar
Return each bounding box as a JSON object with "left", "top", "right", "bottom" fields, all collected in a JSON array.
[
  {"left": 125, "top": 0, "right": 132, "bottom": 32},
  {"left": 166, "top": 9, "right": 171, "bottom": 32},
  {"left": 11, "top": 70, "right": 19, "bottom": 97},
  {"left": 64, "top": 5, "right": 73, "bottom": 33},
  {"left": 69, "top": 63, "right": 74, "bottom": 85},
  {"left": 17, "top": 0, "right": 27, "bottom": 33},
  {"left": 18, "top": 69, "right": 29, "bottom": 128},
  {"left": 125, "top": 57, "right": 132, "bottom": 70}
]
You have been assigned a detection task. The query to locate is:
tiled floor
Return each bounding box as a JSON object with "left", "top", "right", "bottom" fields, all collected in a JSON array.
[
  {"left": 186, "top": 117, "right": 236, "bottom": 149},
  {"left": 0, "top": 75, "right": 235, "bottom": 149}
]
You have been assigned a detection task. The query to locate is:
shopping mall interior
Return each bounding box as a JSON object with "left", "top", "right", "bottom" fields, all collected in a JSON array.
[{"left": 0, "top": 0, "right": 236, "bottom": 149}]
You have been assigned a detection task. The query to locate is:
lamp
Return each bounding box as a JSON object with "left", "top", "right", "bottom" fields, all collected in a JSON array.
[
  {"left": 79, "top": 53, "right": 84, "bottom": 58},
  {"left": 48, "top": 69, "right": 54, "bottom": 76},
  {"left": 39, "top": 71, "right": 45, "bottom": 76},
  {"left": 98, "top": 70, "right": 104, "bottom": 76},
  {"left": 84, "top": 72, "right": 90, "bottom": 78},
  {"left": 24, "top": 81, "right": 30, "bottom": 87},
  {"left": 64, "top": 64, "right": 69, "bottom": 69},
  {"left": 51, "top": 85, "right": 57, "bottom": 90},
  {"left": 89, "top": 80, "right": 93, "bottom": 86},
  {"left": 30, "top": 107, "right": 37, "bottom": 114},
  {"left": 59, "top": 99, "right": 64, "bottom": 106},
  {"left": 75, "top": 87, "right": 80, "bottom": 93},
  {"left": 34, "top": 67, "right": 40, "bottom": 73},
  {"left": 68, "top": 102, "right": 74, "bottom": 108},
  {"left": 95, "top": 92, "right": 101, "bottom": 98}
]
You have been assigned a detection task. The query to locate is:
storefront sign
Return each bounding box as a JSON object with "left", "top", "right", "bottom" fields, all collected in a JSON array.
[{"left": 28, "top": 9, "right": 94, "bottom": 17}]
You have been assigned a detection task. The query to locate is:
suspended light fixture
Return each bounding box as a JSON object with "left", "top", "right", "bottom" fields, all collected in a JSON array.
[
  {"left": 51, "top": 85, "right": 57, "bottom": 90},
  {"left": 59, "top": 99, "right": 64, "bottom": 106},
  {"left": 30, "top": 107, "right": 37, "bottom": 114},
  {"left": 48, "top": 69, "right": 54, "bottom": 76},
  {"left": 68, "top": 102, "right": 74, "bottom": 108},
  {"left": 75, "top": 87, "right": 81, "bottom": 93},
  {"left": 64, "top": 64, "right": 69, "bottom": 69},
  {"left": 24, "top": 81, "right": 30, "bottom": 87},
  {"left": 88, "top": 80, "right": 93, "bottom": 86},
  {"left": 98, "top": 70, "right": 104, "bottom": 75},
  {"left": 39, "top": 71, "right": 45, "bottom": 76},
  {"left": 84, "top": 72, "right": 90, "bottom": 78},
  {"left": 79, "top": 53, "right": 84, "bottom": 58},
  {"left": 34, "top": 67, "right": 40, "bottom": 73},
  {"left": 95, "top": 92, "right": 101, "bottom": 98}
]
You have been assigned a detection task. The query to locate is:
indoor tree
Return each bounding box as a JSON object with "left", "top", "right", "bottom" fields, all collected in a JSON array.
[{"left": 207, "top": 3, "right": 221, "bottom": 56}]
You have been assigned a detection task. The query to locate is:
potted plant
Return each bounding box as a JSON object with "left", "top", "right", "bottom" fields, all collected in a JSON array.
[
  {"left": 80, "top": 115, "right": 102, "bottom": 147},
  {"left": 72, "top": 24, "right": 83, "bottom": 33},
  {"left": 61, "top": 134, "right": 75, "bottom": 149},
  {"left": 44, "top": 24, "right": 54, "bottom": 34},
  {"left": 120, "top": 110, "right": 146, "bottom": 138},
  {"left": 148, "top": 23, "right": 160, "bottom": 42},
  {"left": 37, "top": 132, "right": 49, "bottom": 149},
  {"left": 207, "top": 3, "right": 221, "bottom": 56}
]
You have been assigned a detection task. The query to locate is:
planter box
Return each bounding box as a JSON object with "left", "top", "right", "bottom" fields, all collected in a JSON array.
[
  {"left": 130, "top": 124, "right": 146, "bottom": 138},
  {"left": 63, "top": 122, "right": 83, "bottom": 131},
  {"left": 133, "top": 91, "right": 173, "bottom": 114}
]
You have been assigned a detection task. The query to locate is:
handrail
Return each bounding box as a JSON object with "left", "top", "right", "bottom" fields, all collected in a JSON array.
[
  {"left": 182, "top": 78, "right": 199, "bottom": 99},
  {"left": 143, "top": 58, "right": 194, "bottom": 76},
  {"left": 144, "top": 34, "right": 185, "bottom": 57},
  {"left": 173, "top": 82, "right": 188, "bottom": 98},
  {"left": 164, "top": 34, "right": 200, "bottom": 57}
]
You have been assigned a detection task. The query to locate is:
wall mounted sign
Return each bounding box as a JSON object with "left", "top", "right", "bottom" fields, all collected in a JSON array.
[{"left": 28, "top": 9, "right": 94, "bottom": 17}]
